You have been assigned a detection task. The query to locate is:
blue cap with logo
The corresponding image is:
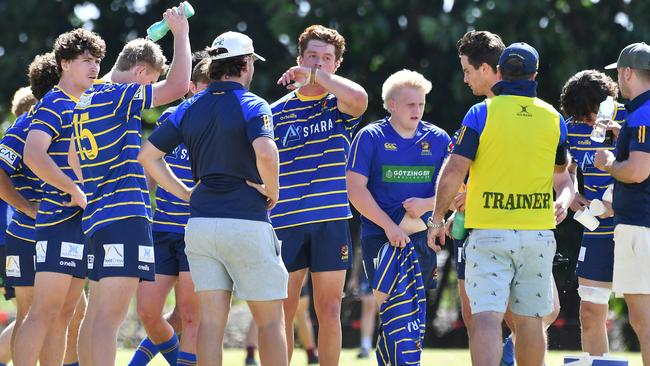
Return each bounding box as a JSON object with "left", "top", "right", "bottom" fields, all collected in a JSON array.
[{"left": 498, "top": 42, "right": 539, "bottom": 75}]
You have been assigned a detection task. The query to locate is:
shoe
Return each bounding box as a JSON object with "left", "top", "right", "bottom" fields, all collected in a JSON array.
[
  {"left": 307, "top": 354, "right": 320, "bottom": 364},
  {"left": 500, "top": 334, "right": 514, "bottom": 366},
  {"left": 357, "top": 348, "right": 370, "bottom": 359},
  {"left": 245, "top": 356, "right": 259, "bottom": 366}
]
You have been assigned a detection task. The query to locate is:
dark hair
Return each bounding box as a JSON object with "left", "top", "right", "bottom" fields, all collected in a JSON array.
[
  {"left": 298, "top": 25, "right": 346, "bottom": 61},
  {"left": 456, "top": 31, "right": 505, "bottom": 72},
  {"left": 500, "top": 58, "right": 535, "bottom": 81},
  {"left": 560, "top": 70, "right": 619, "bottom": 121},
  {"left": 29, "top": 52, "right": 60, "bottom": 100},
  {"left": 205, "top": 48, "right": 249, "bottom": 80},
  {"left": 53, "top": 28, "right": 105, "bottom": 73}
]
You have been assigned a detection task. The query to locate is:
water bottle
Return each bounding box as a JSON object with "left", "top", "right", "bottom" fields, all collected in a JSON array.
[
  {"left": 590, "top": 96, "right": 615, "bottom": 143},
  {"left": 451, "top": 211, "right": 468, "bottom": 240},
  {"left": 146, "top": 2, "right": 195, "bottom": 42}
]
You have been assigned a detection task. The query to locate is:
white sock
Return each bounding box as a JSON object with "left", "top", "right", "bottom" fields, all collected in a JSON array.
[{"left": 360, "top": 336, "right": 372, "bottom": 350}]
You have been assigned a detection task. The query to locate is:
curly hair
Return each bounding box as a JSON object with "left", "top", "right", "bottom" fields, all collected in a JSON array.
[
  {"left": 11, "top": 87, "right": 37, "bottom": 116},
  {"left": 204, "top": 47, "right": 249, "bottom": 80},
  {"left": 53, "top": 28, "right": 106, "bottom": 73},
  {"left": 114, "top": 38, "right": 168, "bottom": 74},
  {"left": 456, "top": 31, "right": 505, "bottom": 72},
  {"left": 29, "top": 51, "right": 60, "bottom": 100},
  {"left": 560, "top": 70, "right": 619, "bottom": 121},
  {"left": 298, "top": 25, "right": 346, "bottom": 61}
]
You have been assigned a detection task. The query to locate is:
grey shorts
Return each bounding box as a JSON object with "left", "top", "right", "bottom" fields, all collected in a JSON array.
[
  {"left": 464, "top": 229, "right": 556, "bottom": 317},
  {"left": 184, "top": 217, "right": 288, "bottom": 301}
]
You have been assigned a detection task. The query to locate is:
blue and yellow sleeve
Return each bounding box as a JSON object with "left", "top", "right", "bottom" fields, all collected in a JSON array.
[
  {"left": 452, "top": 102, "right": 486, "bottom": 160},
  {"left": 0, "top": 132, "right": 24, "bottom": 176},
  {"left": 29, "top": 104, "right": 63, "bottom": 139},
  {"left": 347, "top": 128, "right": 374, "bottom": 177},
  {"left": 242, "top": 97, "right": 274, "bottom": 142},
  {"left": 373, "top": 244, "right": 399, "bottom": 295},
  {"left": 627, "top": 110, "right": 650, "bottom": 153}
]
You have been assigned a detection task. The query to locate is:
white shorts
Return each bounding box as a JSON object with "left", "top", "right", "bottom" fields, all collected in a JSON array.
[
  {"left": 184, "top": 217, "right": 288, "bottom": 301},
  {"left": 613, "top": 224, "right": 650, "bottom": 296}
]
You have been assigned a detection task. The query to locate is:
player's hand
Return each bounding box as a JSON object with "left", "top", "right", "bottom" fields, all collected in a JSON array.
[
  {"left": 554, "top": 199, "right": 568, "bottom": 225},
  {"left": 384, "top": 223, "right": 410, "bottom": 248},
  {"left": 25, "top": 201, "right": 39, "bottom": 220},
  {"left": 444, "top": 214, "right": 455, "bottom": 238},
  {"left": 246, "top": 181, "right": 279, "bottom": 210},
  {"left": 594, "top": 149, "right": 615, "bottom": 172},
  {"left": 277, "top": 66, "right": 310, "bottom": 90},
  {"left": 598, "top": 200, "right": 614, "bottom": 219},
  {"left": 402, "top": 197, "right": 431, "bottom": 218},
  {"left": 164, "top": 3, "right": 189, "bottom": 36},
  {"left": 452, "top": 192, "right": 466, "bottom": 212},
  {"left": 606, "top": 120, "right": 622, "bottom": 138},
  {"left": 64, "top": 186, "right": 87, "bottom": 209},
  {"left": 569, "top": 192, "right": 590, "bottom": 212},
  {"left": 427, "top": 226, "right": 444, "bottom": 253}
]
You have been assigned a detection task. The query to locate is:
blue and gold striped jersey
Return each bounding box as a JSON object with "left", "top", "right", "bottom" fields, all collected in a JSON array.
[
  {"left": 0, "top": 111, "right": 43, "bottom": 242},
  {"left": 152, "top": 106, "right": 193, "bottom": 234},
  {"left": 72, "top": 82, "right": 154, "bottom": 236},
  {"left": 567, "top": 103, "right": 626, "bottom": 238},
  {"left": 28, "top": 86, "right": 82, "bottom": 228},
  {"left": 374, "top": 241, "right": 426, "bottom": 366},
  {"left": 270, "top": 92, "right": 361, "bottom": 229}
]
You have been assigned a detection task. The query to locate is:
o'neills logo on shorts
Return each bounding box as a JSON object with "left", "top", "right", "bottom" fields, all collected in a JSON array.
[{"left": 481, "top": 192, "right": 551, "bottom": 210}]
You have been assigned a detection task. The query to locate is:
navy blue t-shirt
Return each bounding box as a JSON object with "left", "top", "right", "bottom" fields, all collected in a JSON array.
[
  {"left": 148, "top": 81, "right": 274, "bottom": 223},
  {"left": 613, "top": 90, "right": 650, "bottom": 228}
]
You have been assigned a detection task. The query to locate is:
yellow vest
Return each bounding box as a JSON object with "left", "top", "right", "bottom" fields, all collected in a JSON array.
[{"left": 465, "top": 95, "right": 561, "bottom": 230}]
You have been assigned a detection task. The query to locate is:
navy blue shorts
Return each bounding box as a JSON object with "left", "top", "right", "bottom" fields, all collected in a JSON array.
[
  {"left": 154, "top": 231, "right": 189, "bottom": 275},
  {"left": 4, "top": 234, "right": 36, "bottom": 287},
  {"left": 576, "top": 236, "right": 614, "bottom": 282},
  {"left": 361, "top": 231, "right": 437, "bottom": 290},
  {"left": 0, "top": 244, "right": 15, "bottom": 300},
  {"left": 35, "top": 214, "right": 87, "bottom": 278},
  {"left": 454, "top": 238, "right": 467, "bottom": 280},
  {"left": 88, "top": 217, "right": 155, "bottom": 281},
  {"left": 276, "top": 220, "right": 352, "bottom": 273}
]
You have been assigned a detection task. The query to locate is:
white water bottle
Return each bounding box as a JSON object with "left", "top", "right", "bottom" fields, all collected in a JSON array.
[{"left": 590, "top": 96, "right": 615, "bottom": 143}]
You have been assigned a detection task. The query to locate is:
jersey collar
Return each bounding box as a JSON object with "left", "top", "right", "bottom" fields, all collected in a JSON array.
[{"left": 626, "top": 89, "right": 650, "bottom": 113}]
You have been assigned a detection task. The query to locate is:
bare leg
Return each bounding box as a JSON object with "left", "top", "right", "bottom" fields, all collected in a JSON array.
[
  {"left": 248, "top": 299, "right": 288, "bottom": 366},
  {"left": 63, "top": 290, "right": 86, "bottom": 365},
  {"left": 282, "top": 269, "right": 307, "bottom": 362},
  {"left": 78, "top": 280, "right": 98, "bottom": 366},
  {"left": 625, "top": 294, "right": 650, "bottom": 365},
  {"left": 196, "top": 290, "right": 231, "bottom": 366},
  {"left": 311, "top": 270, "right": 346, "bottom": 366},
  {"left": 469, "top": 311, "right": 504, "bottom": 366}
]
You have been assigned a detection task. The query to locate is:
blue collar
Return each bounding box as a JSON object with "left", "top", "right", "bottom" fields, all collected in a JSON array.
[
  {"left": 208, "top": 81, "right": 245, "bottom": 92},
  {"left": 491, "top": 80, "right": 537, "bottom": 98},
  {"left": 625, "top": 89, "right": 650, "bottom": 113}
]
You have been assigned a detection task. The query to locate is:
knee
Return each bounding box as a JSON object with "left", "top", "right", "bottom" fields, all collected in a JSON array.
[
  {"left": 178, "top": 304, "right": 200, "bottom": 331},
  {"left": 317, "top": 299, "right": 341, "bottom": 321},
  {"left": 628, "top": 311, "right": 650, "bottom": 338},
  {"left": 579, "top": 304, "right": 600, "bottom": 328},
  {"left": 137, "top": 303, "right": 162, "bottom": 326}
]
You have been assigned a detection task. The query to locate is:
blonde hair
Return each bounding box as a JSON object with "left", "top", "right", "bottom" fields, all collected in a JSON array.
[
  {"left": 11, "top": 87, "right": 37, "bottom": 116},
  {"left": 114, "top": 38, "right": 168, "bottom": 74},
  {"left": 381, "top": 69, "right": 432, "bottom": 111}
]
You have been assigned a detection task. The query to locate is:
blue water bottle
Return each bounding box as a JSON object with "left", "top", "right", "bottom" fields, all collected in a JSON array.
[{"left": 146, "top": 2, "right": 195, "bottom": 42}]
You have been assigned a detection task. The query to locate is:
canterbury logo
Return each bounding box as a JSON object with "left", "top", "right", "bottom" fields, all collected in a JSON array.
[{"left": 639, "top": 126, "right": 647, "bottom": 144}]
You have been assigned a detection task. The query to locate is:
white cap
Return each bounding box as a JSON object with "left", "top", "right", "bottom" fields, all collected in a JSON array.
[{"left": 210, "top": 31, "right": 265, "bottom": 61}]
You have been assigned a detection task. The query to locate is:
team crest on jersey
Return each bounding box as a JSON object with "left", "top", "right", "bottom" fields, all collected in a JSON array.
[
  {"left": 77, "top": 93, "right": 92, "bottom": 108},
  {"left": 340, "top": 245, "right": 349, "bottom": 262},
  {"left": 103, "top": 244, "right": 125, "bottom": 267},
  {"left": 384, "top": 142, "right": 398, "bottom": 151},
  {"left": 420, "top": 141, "right": 431, "bottom": 156}
]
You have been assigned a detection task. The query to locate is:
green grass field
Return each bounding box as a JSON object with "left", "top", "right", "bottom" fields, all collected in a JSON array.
[{"left": 110, "top": 348, "right": 642, "bottom": 365}]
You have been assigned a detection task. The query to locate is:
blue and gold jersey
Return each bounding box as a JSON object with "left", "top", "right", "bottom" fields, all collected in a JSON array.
[
  {"left": 613, "top": 90, "right": 650, "bottom": 228},
  {"left": 374, "top": 242, "right": 426, "bottom": 366},
  {"left": 270, "top": 92, "right": 361, "bottom": 229},
  {"left": 152, "top": 106, "right": 193, "bottom": 234},
  {"left": 72, "top": 81, "right": 154, "bottom": 236},
  {"left": 0, "top": 111, "right": 43, "bottom": 242},
  {"left": 348, "top": 118, "right": 450, "bottom": 237},
  {"left": 28, "top": 86, "right": 82, "bottom": 228},
  {"left": 567, "top": 103, "right": 626, "bottom": 238}
]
